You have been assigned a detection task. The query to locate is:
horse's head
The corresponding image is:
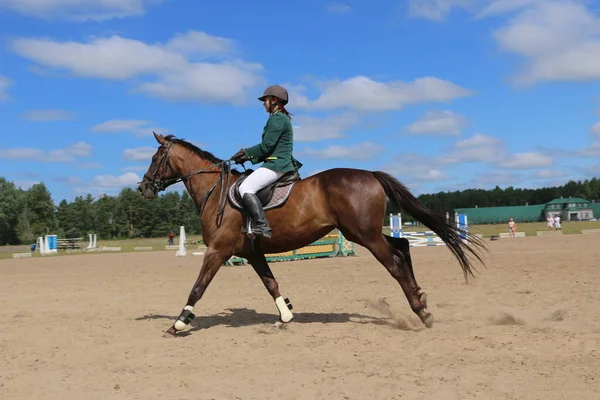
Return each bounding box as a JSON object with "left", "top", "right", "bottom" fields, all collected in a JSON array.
[{"left": 137, "top": 132, "right": 179, "bottom": 199}]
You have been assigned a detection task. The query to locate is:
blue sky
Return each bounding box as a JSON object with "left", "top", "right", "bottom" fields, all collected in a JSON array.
[{"left": 1, "top": 0, "right": 600, "bottom": 203}]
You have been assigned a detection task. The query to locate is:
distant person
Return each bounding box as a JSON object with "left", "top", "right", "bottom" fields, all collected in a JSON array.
[
  {"left": 168, "top": 230, "right": 175, "bottom": 245},
  {"left": 508, "top": 217, "right": 517, "bottom": 240},
  {"left": 547, "top": 215, "right": 554, "bottom": 230},
  {"left": 553, "top": 215, "right": 561, "bottom": 230}
]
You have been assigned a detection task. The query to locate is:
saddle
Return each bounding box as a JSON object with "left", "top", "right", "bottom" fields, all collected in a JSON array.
[{"left": 227, "top": 170, "right": 301, "bottom": 212}]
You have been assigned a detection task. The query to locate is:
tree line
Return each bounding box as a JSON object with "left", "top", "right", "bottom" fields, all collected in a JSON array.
[
  {"left": 1, "top": 175, "right": 599, "bottom": 245},
  {"left": 0, "top": 177, "right": 200, "bottom": 245}
]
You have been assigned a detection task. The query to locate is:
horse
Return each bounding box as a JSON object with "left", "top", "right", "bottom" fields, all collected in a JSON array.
[{"left": 137, "top": 132, "right": 487, "bottom": 337}]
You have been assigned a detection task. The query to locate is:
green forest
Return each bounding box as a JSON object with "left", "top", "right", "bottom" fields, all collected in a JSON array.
[{"left": 1, "top": 175, "right": 600, "bottom": 245}]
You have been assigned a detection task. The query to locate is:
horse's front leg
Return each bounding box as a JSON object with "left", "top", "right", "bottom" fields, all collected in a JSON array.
[
  {"left": 163, "top": 248, "right": 230, "bottom": 337},
  {"left": 246, "top": 253, "right": 294, "bottom": 326}
]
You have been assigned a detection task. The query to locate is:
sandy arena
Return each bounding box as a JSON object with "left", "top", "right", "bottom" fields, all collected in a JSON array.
[{"left": 1, "top": 235, "right": 599, "bottom": 399}]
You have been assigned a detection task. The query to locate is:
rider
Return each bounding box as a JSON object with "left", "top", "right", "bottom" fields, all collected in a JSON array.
[{"left": 231, "top": 85, "right": 301, "bottom": 239}]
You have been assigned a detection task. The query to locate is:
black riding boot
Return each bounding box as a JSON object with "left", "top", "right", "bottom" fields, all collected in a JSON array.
[{"left": 241, "top": 193, "right": 272, "bottom": 239}]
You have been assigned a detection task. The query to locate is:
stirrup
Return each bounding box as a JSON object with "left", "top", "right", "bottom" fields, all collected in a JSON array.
[{"left": 244, "top": 218, "right": 271, "bottom": 239}]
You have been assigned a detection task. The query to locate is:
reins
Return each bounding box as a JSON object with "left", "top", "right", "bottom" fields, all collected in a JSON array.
[{"left": 142, "top": 142, "right": 245, "bottom": 227}]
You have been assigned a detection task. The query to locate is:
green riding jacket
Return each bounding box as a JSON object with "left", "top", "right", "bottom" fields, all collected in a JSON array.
[{"left": 244, "top": 110, "right": 302, "bottom": 173}]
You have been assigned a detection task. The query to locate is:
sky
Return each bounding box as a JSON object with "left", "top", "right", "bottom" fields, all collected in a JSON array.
[{"left": 1, "top": 0, "right": 600, "bottom": 203}]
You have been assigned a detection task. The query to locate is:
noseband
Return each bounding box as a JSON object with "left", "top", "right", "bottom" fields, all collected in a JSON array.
[{"left": 144, "top": 142, "right": 175, "bottom": 192}]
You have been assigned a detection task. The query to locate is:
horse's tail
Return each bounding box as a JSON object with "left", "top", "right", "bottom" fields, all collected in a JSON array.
[{"left": 372, "top": 171, "right": 487, "bottom": 280}]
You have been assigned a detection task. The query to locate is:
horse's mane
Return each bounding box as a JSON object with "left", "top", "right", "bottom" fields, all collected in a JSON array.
[
  {"left": 165, "top": 134, "right": 242, "bottom": 175},
  {"left": 165, "top": 134, "right": 223, "bottom": 164}
]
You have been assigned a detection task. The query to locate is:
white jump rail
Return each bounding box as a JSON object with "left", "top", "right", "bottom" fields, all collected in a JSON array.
[
  {"left": 536, "top": 231, "right": 563, "bottom": 236},
  {"left": 12, "top": 253, "right": 32, "bottom": 259},
  {"left": 581, "top": 229, "right": 600, "bottom": 234},
  {"left": 499, "top": 232, "right": 526, "bottom": 238}
]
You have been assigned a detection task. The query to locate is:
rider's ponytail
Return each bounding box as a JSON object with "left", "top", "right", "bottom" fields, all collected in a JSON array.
[
  {"left": 277, "top": 104, "right": 292, "bottom": 120},
  {"left": 272, "top": 97, "right": 292, "bottom": 120}
]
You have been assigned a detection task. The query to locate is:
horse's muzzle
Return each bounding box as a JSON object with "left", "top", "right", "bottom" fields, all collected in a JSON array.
[{"left": 137, "top": 180, "right": 157, "bottom": 199}]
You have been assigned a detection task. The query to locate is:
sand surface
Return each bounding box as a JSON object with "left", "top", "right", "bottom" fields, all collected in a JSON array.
[{"left": 1, "top": 235, "right": 599, "bottom": 399}]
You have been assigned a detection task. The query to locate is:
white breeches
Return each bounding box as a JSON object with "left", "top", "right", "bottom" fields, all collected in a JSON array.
[{"left": 238, "top": 167, "right": 284, "bottom": 197}]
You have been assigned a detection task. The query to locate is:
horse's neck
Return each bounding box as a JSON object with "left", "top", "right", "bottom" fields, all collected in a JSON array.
[
  {"left": 179, "top": 159, "right": 217, "bottom": 192},
  {"left": 178, "top": 157, "right": 228, "bottom": 211}
]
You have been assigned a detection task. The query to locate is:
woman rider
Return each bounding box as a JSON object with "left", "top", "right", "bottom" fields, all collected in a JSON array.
[{"left": 231, "top": 85, "right": 302, "bottom": 239}]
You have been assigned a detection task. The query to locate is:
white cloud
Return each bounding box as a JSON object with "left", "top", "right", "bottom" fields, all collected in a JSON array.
[
  {"left": 0, "top": 141, "right": 92, "bottom": 162},
  {"left": 453, "top": 132, "right": 501, "bottom": 148},
  {"left": 282, "top": 83, "right": 311, "bottom": 109},
  {"left": 90, "top": 119, "right": 167, "bottom": 136},
  {"left": 379, "top": 153, "right": 451, "bottom": 183},
  {"left": 476, "top": 0, "right": 542, "bottom": 18},
  {"left": 591, "top": 122, "right": 600, "bottom": 139},
  {"left": 303, "top": 142, "right": 383, "bottom": 160},
  {"left": 135, "top": 60, "right": 262, "bottom": 102},
  {"left": 91, "top": 172, "right": 141, "bottom": 188},
  {"left": 0, "top": 74, "right": 12, "bottom": 101},
  {"left": 532, "top": 169, "right": 567, "bottom": 179},
  {"left": 78, "top": 162, "right": 101, "bottom": 170},
  {"left": 442, "top": 133, "right": 506, "bottom": 163},
  {"left": 13, "top": 179, "right": 40, "bottom": 190},
  {"left": 293, "top": 113, "right": 358, "bottom": 142},
  {"left": 58, "top": 176, "right": 83, "bottom": 185},
  {"left": 20, "top": 109, "right": 75, "bottom": 121},
  {"left": 538, "top": 141, "right": 600, "bottom": 159},
  {"left": 121, "top": 165, "right": 149, "bottom": 172},
  {"left": 493, "top": 1, "right": 600, "bottom": 84},
  {"left": 580, "top": 142, "right": 600, "bottom": 157},
  {"left": 122, "top": 146, "right": 156, "bottom": 161},
  {"left": 326, "top": 3, "right": 351, "bottom": 13},
  {"left": 306, "top": 76, "right": 472, "bottom": 111},
  {"left": 441, "top": 133, "right": 555, "bottom": 170},
  {"left": 415, "top": 169, "right": 451, "bottom": 181},
  {"left": 165, "top": 30, "right": 234, "bottom": 56},
  {"left": 406, "top": 1, "right": 600, "bottom": 85},
  {"left": 472, "top": 171, "right": 521, "bottom": 185},
  {"left": 406, "top": 0, "right": 473, "bottom": 21},
  {"left": 406, "top": 0, "right": 552, "bottom": 21},
  {"left": 499, "top": 152, "right": 554, "bottom": 169},
  {"left": 64, "top": 142, "right": 92, "bottom": 156},
  {"left": 9, "top": 31, "right": 263, "bottom": 104},
  {"left": 0, "top": 0, "right": 163, "bottom": 21},
  {"left": 405, "top": 110, "right": 467, "bottom": 135},
  {"left": 585, "top": 163, "right": 600, "bottom": 176},
  {"left": 306, "top": 169, "right": 325, "bottom": 177}
]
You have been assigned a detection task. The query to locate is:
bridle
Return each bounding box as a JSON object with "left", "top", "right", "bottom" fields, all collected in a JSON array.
[{"left": 141, "top": 142, "right": 237, "bottom": 225}]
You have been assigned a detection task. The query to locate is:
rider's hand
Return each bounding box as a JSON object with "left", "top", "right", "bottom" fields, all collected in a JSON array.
[{"left": 231, "top": 148, "right": 248, "bottom": 164}]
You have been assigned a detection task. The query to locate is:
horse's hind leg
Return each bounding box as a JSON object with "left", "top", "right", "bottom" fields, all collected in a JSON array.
[
  {"left": 246, "top": 253, "right": 294, "bottom": 325},
  {"left": 163, "top": 248, "right": 231, "bottom": 337},
  {"left": 385, "top": 236, "right": 428, "bottom": 309},
  {"left": 355, "top": 234, "right": 433, "bottom": 328}
]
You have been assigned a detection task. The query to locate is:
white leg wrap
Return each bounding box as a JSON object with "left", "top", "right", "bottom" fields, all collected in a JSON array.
[
  {"left": 275, "top": 296, "right": 293, "bottom": 323},
  {"left": 173, "top": 305, "right": 194, "bottom": 331}
]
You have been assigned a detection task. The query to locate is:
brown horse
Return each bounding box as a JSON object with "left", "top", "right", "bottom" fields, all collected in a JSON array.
[{"left": 137, "top": 132, "right": 487, "bottom": 337}]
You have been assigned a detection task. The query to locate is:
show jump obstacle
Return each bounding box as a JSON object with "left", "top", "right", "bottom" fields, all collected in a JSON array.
[
  {"left": 389, "top": 213, "right": 469, "bottom": 247},
  {"left": 224, "top": 229, "right": 358, "bottom": 266},
  {"left": 36, "top": 235, "right": 57, "bottom": 255}
]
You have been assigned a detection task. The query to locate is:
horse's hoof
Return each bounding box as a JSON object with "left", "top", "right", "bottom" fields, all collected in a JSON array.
[
  {"left": 419, "top": 292, "right": 428, "bottom": 309},
  {"left": 272, "top": 320, "right": 291, "bottom": 330},
  {"left": 162, "top": 327, "right": 178, "bottom": 338},
  {"left": 422, "top": 313, "right": 434, "bottom": 328}
]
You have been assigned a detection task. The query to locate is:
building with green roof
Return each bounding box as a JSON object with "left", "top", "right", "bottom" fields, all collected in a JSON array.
[
  {"left": 591, "top": 202, "right": 600, "bottom": 219},
  {"left": 543, "top": 197, "right": 595, "bottom": 221},
  {"left": 454, "top": 197, "right": 597, "bottom": 224}
]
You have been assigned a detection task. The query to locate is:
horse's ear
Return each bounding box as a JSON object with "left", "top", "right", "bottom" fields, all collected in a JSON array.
[{"left": 153, "top": 131, "right": 167, "bottom": 146}]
